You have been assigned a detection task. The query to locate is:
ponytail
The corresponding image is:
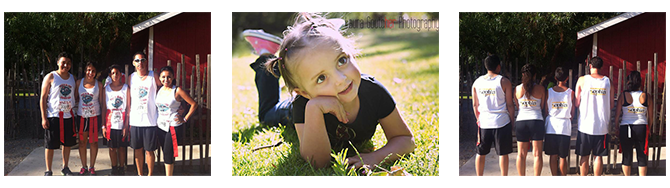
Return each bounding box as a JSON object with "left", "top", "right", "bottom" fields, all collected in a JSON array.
[{"left": 521, "top": 64, "right": 535, "bottom": 98}]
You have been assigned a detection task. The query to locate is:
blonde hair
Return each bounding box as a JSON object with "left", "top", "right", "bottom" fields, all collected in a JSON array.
[{"left": 265, "top": 12, "right": 360, "bottom": 93}]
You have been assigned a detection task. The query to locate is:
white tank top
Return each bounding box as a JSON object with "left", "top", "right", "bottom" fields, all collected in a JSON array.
[
  {"left": 620, "top": 91, "right": 648, "bottom": 125},
  {"left": 515, "top": 84, "right": 543, "bottom": 121},
  {"left": 129, "top": 71, "right": 158, "bottom": 127},
  {"left": 545, "top": 87, "right": 573, "bottom": 136},
  {"left": 47, "top": 71, "right": 76, "bottom": 118},
  {"left": 578, "top": 75, "right": 611, "bottom": 135},
  {"left": 156, "top": 85, "right": 182, "bottom": 132},
  {"left": 473, "top": 74, "right": 510, "bottom": 129},
  {"left": 105, "top": 84, "right": 128, "bottom": 130},
  {"left": 77, "top": 80, "right": 101, "bottom": 117}
]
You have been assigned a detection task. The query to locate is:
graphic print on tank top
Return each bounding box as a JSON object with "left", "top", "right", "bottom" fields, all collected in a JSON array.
[
  {"left": 589, "top": 88, "right": 607, "bottom": 95},
  {"left": 135, "top": 86, "right": 149, "bottom": 114},
  {"left": 551, "top": 101, "right": 569, "bottom": 109},
  {"left": 58, "top": 84, "right": 74, "bottom": 111},
  {"left": 110, "top": 95, "right": 124, "bottom": 125},
  {"left": 80, "top": 92, "right": 96, "bottom": 116}
]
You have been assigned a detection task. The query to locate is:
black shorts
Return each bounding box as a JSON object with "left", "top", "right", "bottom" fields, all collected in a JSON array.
[
  {"left": 515, "top": 120, "right": 545, "bottom": 142},
  {"left": 476, "top": 123, "right": 513, "bottom": 156},
  {"left": 157, "top": 126, "right": 182, "bottom": 164},
  {"left": 44, "top": 117, "right": 77, "bottom": 149},
  {"left": 544, "top": 134, "right": 571, "bottom": 158},
  {"left": 130, "top": 126, "right": 158, "bottom": 151},
  {"left": 619, "top": 124, "right": 648, "bottom": 166},
  {"left": 107, "top": 129, "right": 129, "bottom": 148},
  {"left": 575, "top": 131, "right": 609, "bottom": 156}
]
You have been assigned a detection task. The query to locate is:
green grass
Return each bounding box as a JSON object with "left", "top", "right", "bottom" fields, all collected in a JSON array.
[{"left": 232, "top": 28, "right": 439, "bottom": 176}]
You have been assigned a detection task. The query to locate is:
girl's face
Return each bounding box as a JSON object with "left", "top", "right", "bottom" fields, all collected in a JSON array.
[
  {"left": 85, "top": 65, "right": 96, "bottom": 80},
  {"left": 291, "top": 41, "right": 361, "bottom": 104},
  {"left": 110, "top": 68, "right": 122, "bottom": 83},
  {"left": 57, "top": 57, "right": 72, "bottom": 73},
  {"left": 159, "top": 70, "right": 174, "bottom": 87}
]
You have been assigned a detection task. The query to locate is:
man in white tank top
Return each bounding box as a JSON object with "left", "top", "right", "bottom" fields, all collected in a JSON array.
[
  {"left": 574, "top": 56, "right": 614, "bottom": 176},
  {"left": 128, "top": 52, "right": 162, "bottom": 176},
  {"left": 471, "top": 54, "right": 515, "bottom": 176},
  {"left": 39, "top": 52, "right": 77, "bottom": 176}
]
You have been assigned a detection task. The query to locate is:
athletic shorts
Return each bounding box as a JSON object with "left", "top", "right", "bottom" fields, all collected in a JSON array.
[
  {"left": 44, "top": 117, "right": 77, "bottom": 149},
  {"left": 515, "top": 120, "right": 545, "bottom": 142},
  {"left": 107, "top": 129, "right": 129, "bottom": 148},
  {"left": 476, "top": 123, "right": 513, "bottom": 156},
  {"left": 130, "top": 126, "right": 158, "bottom": 151},
  {"left": 575, "top": 131, "right": 608, "bottom": 156},
  {"left": 620, "top": 124, "right": 648, "bottom": 166},
  {"left": 544, "top": 134, "right": 571, "bottom": 158},
  {"left": 158, "top": 126, "right": 182, "bottom": 164}
]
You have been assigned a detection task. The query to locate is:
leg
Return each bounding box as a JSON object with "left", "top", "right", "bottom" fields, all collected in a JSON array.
[
  {"left": 45, "top": 149, "right": 54, "bottom": 172},
  {"left": 593, "top": 156, "right": 603, "bottom": 176},
  {"left": 90, "top": 141, "right": 98, "bottom": 169},
  {"left": 559, "top": 157, "right": 568, "bottom": 176},
  {"left": 532, "top": 140, "right": 543, "bottom": 176},
  {"left": 475, "top": 154, "right": 485, "bottom": 176},
  {"left": 165, "top": 163, "right": 174, "bottom": 176},
  {"left": 499, "top": 155, "right": 509, "bottom": 176},
  {"left": 251, "top": 55, "right": 279, "bottom": 124},
  {"left": 119, "top": 147, "right": 127, "bottom": 168},
  {"left": 62, "top": 146, "right": 71, "bottom": 169},
  {"left": 145, "top": 150, "right": 155, "bottom": 176},
  {"left": 579, "top": 155, "right": 589, "bottom": 176},
  {"left": 134, "top": 148, "right": 144, "bottom": 175},
  {"left": 622, "top": 164, "right": 631, "bottom": 176},
  {"left": 79, "top": 132, "right": 89, "bottom": 168},
  {"left": 549, "top": 155, "right": 559, "bottom": 176},
  {"left": 516, "top": 141, "right": 529, "bottom": 176},
  {"left": 109, "top": 148, "right": 118, "bottom": 168}
]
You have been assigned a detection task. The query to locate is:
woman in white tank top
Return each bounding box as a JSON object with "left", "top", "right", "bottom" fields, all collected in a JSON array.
[
  {"left": 74, "top": 62, "right": 105, "bottom": 175},
  {"left": 614, "top": 71, "right": 650, "bottom": 176},
  {"left": 155, "top": 66, "right": 197, "bottom": 176},
  {"left": 513, "top": 64, "right": 546, "bottom": 176},
  {"left": 103, "top": 64, "right": 130, "bottom": 175}
]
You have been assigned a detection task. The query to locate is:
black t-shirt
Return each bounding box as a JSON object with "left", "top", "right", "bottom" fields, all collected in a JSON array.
[{"left": 293, "top": 74, "right": 396, "bottom": 152}]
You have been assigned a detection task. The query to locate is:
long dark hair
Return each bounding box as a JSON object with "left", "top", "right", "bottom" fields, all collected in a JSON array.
[
  {"left": 626, "top": 71, "right": 642, "bottom": 91},
  {"left": 159, "top": 66, "right": 176, "bottom": 86},
  {"left": 521, "top": 64, "right": 535, "bottom": 98}
]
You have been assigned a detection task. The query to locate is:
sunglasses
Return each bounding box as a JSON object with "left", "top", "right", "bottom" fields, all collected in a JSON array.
[{"left": 134, "top": 58, "right": 147, "bottom": 63}]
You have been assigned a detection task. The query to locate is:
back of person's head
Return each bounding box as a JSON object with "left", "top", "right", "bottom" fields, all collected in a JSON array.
[
  {"left": 626, "top": 70, "right": 642, "bottom": 91},
  {"left": 265, "top": 12, "right": 359, "bottom": 92},
  {"left": 554, "top": 67, "right": 568, "bottom": 82},
  {"left": 590, "top": 56, "right": 604, "bottom": 69},
  {"left": 521, "top": 64, "right": 535, "bottom": 98},
  {"left": 484, "top": 54, "right": 500, "bottom": 72}
]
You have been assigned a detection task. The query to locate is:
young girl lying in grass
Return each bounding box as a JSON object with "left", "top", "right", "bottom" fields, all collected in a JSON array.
[{"left": 249, "top": 13, "right": 415, "bottom": 169}]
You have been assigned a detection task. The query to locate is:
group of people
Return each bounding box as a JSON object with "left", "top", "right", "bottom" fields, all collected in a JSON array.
[
  {"left": 472, "top": 55, "right": 650, "bottom": 176},
  {"left": 40, "top": 52, "right": 197, "bottom": 176}
]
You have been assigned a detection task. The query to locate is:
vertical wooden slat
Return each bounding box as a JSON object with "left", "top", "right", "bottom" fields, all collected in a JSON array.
[
  {"left": 195, "top": 54, "right": 204, "bottom": 170},
  {"left": 636, "top": 61, "right": 640, "bottom": 72},
  {"left": 167, "top": 60, "right": 172, "bottom": 68},
  {"left": 656, "top": 82, "right": 665, "bottom": 168},
  {"left": 206, "top": 54, "right": 211, "bottom": 171},
  {"left": 176, "top": 63, "right": 181, "bottom": 87},
  {"left": 189, "top": 65, "right": 195, "bottom": 168},
  {"left": 622, "top": 60, "right": 627, "bottom": 91}
]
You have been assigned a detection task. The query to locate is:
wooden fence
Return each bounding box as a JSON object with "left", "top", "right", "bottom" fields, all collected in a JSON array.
[
  {"left": 459, "top": 53, "right": 666, "bottom": 174},
  {"left": 4, "top": 53, "right": 212, "bottom": 174}
]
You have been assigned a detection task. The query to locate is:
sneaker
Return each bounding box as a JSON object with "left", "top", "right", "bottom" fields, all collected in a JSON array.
[
  {"left": 88, "top": 167, "right": 96, "bottom": 176},
  {"left": 119, "top": 166, "right": 126, "bottom": 176},
  {"left": 79, "top": 167, "right": 88, "bottom": 175},
  {"left": 44, "top": 171, "right": 53, "bottom": 176},
  {"left": 61, "top": 167, "right": 74, "bottom": 176},
  {"left": 111, "top": 166, "right": 118, "bottom": 176},
  {"left": 241, "top": 29, "right": 282, "bottom": 56}
]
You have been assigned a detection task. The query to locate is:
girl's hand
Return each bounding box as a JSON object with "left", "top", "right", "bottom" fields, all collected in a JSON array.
[
  {"left": 102, "top": 127, "right": 107, "bottom": 140},
  {"left": 174, "top": 114, "right": 185, "bottom": 124},
  {"left": 122, "top": 127, "right": 129, "bottom": 140},
  {"left": 42, "top": 118, "right": 49, "bottom": 129},
  {"left": 308, "top": 96, "right": 349, "bottom": 123},
  {"left": 346, "top": 153, "right": 382, "bottom": 170}
]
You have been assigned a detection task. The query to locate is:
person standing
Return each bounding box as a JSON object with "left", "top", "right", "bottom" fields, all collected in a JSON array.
[
  {"left": 544, "top": 67, "right": 575, "bottom": 176},
  {"left": 614, "top": 71, "right": 650, "bottom": 176},
  {"left": 574, "top": 56, "right": 613, "bottom": 176},
  {"left": 75, "top": 62, "right": 105, "bottom": 175},
  {"left": 472, "top": 54, "right": 515, "bottom": 176},
  {"left": 40, "top": 52, "right": 77, "bottom": 176},
  {"left": 128, "top": 52, "right": 161, "bottom": 176},
  {"left": 513, "top": 64, "right": 546, "bottom": 176}
]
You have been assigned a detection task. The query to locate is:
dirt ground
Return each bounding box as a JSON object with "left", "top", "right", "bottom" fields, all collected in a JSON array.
[{"left": 4, "top": 138, "right": 42, "bottom": 175}]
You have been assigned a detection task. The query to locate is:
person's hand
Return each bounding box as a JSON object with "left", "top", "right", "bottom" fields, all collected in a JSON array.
[
  {"left": 102, "top": 127, "right": 108, "bottom": 140},
  {"left": 42, "top": 118, "right": 49, "bottom": 129},
  {"left": 308, "top": 96, "right": 349, "bottom": 123},
  {"left": 174, "top": 114, "right": 185, "bottom": 124},
  {"left": 346, "top": 153, "right": 382, "bottom": 170},
  {"left": 122, "top": 126, "right": 129, "bottom": 140}
]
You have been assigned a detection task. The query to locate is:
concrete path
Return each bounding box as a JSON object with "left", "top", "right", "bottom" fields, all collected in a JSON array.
[
  {"left": 460, "top": 147, "right": 665, "bottom": 176},
  {"left": 7, "top": 141, "right": 212, "bottom": 176}
]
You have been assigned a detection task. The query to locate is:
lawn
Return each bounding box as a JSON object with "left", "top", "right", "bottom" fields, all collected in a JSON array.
[{"left": 231, "top": 28, "right": 439, "bottom": 176}]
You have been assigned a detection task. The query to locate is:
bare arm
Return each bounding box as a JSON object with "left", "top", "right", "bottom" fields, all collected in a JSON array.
[
  {"left": 297, "top": 97, "right": 343, "bottom": 169},
  {"left": 40, "top": 73, "right": 54, "bottom": 129},
  {"left": 614, "top": 92, "right": 625, "bottom": 133},
  {"left": 472, "top": 86, "right": 479, "bottom": 123},
  {"left": 99, "top": 81, "right": 106, "bottom": 127},
  {"left": 175, "top": 87, "right": 198, "bottom": 123},
  {"left": 347, "top": 108, "right": 415, "bottom": 169},
  {"left": 574, "top": 77, "right": 584, "bottom": 109},
  {"left": 502, "top": 78, "right": 515, "bottom": 128}
]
